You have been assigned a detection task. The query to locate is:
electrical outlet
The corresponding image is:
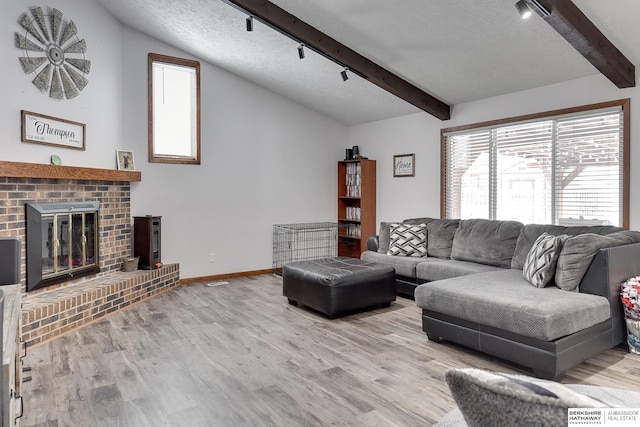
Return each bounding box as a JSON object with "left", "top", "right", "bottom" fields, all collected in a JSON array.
[{"left": 209, "top": 253, "right": 216, "bottom": 263}]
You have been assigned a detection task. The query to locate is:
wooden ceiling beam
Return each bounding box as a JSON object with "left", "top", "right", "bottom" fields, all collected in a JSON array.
[
  {"left": 221, "top": 0, "right": 451, "bottom": 120},
  {"left": 535, "top": 0, "right": 635, "bottom": 88}
]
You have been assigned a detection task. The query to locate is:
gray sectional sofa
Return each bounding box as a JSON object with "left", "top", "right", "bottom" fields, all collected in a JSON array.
[{"left": 362, "top": 218, "right": 640, "bottom": 379}]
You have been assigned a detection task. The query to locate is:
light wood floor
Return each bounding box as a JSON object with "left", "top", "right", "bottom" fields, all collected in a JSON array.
[{"left": 21, "top": 274, "right": 640, "bottom": 426}]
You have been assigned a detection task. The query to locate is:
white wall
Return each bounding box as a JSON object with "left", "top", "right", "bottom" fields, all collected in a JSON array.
[
  {"left": 1, "top": 0, "right": 123, "bottom": 167},
  {"left": 350, "top": 74, "right": 640, "bottom": 230},
  {"left": 347, "top": 113, "right": 444, "bottom": 223},
  {"left": 121, "top": 28, "right": 346, "bottom": 278},
  {"left": 2, "top": 1, "right": 348, "bottom": 279}
]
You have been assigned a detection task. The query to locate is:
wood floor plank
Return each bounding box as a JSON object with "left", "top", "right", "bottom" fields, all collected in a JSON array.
[
  {"left": 20, "top": 274, "right": 640, "bottom": 426},
  {"left": 101, "top": 350, "right": 152, "bottom": 402}
]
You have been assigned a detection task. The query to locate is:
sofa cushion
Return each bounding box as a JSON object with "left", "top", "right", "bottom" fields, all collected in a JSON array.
[
  {"left": 402, "top": 217, "right": 434, "bottom": 226},
  {"left": 380, "top": 217, "right": 460, "bottom": 258},
  {"left": 404, "top": 217, "right": 460, "bottom": 258},
  {"left": 522, "top": 233, "right": 567, "bottom": 288},
  {"left": 450, "top": 219, "right": 523, "bottom": 268},
  {"left": 555, "top": 231, "right": 640, "bottom": 291},
  {"left": 415, "top": 269, "right": 610, "bottom": 341},
  {"left": 443, "top": 369, "right": 610, "bottom": 427},
  {"left": 388, "top": 223, "right": 427, "bottom": 257},
  {"left": 416, "top": 258, "right": 503, "bottom": 282},
  {"left": 511, "top": 224, "right": 623, "bottom": 269},
  {"left": 360, "top": 251, "right": 421, "bottom": 278},
  {"left": 426, "top": 219, "right": 460, "bottom": 259}
]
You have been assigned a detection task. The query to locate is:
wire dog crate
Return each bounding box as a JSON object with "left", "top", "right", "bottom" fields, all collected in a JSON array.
[{"left": 272, "top": 222, "right": 338, "bottom": 274}]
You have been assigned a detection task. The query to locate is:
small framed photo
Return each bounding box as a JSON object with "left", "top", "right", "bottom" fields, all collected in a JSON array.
[
  {"left": 393, "top": 153, "right": 415, "bottom": 177},
  {"left": 116, "top": 150, "right": 135, "bottom": 170},
  {"left": 21, "top": 110, "right": 86, "bottom": 150}
]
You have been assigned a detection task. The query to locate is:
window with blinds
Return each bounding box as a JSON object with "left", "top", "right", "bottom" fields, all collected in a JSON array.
[
  {"left": 442, "top": 100, "right": 629, "bottom": 227},
  {"left": 148, "top": 53, "right": 201, "bottom": 165}
]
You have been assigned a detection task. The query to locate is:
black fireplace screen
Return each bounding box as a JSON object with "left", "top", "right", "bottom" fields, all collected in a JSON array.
[{"left": 26, "top": 201, "right": 100, "bottom": 292}]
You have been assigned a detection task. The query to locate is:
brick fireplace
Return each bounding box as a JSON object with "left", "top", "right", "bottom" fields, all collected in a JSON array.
[{"left": 0, "top": 161, "right": 180, "bottom": 346}]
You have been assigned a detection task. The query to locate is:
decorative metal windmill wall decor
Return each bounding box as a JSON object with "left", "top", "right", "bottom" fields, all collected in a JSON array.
[{"left": 15, "top": 7, "right": 91, "bottom": 99}]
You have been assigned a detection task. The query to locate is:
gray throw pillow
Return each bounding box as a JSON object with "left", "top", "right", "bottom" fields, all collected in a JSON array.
[
  {"left": 377, "top": 221, "right": 394, "bottom": 254},
  {"left": 522, "top": 233, "right": 567, "bottom": 287},
  {"left": 387, "top": 223, "right": 427, "bottom": 257},
  {"left": 445, "top": 369, "right": 610, "bottom": 427},
  {"left": 555, "top": 231, "right": 640, "bottom": 291}
]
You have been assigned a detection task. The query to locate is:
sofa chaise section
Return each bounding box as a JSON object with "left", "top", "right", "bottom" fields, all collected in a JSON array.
[
  {"left": 418, "top": 243, "right": 640, "bottom": 380},
  {"left": 416, "top": 269, "right": 610, "bottom": 342}
]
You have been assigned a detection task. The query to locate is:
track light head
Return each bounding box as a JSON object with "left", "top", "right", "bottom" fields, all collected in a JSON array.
[
  {"left": 515, "top": 0, "right": 533, "bottom": 19},
  {"left": 246, "top": 15, "right": 253, "bottom": 31},
  {"left": 515, "top": 0, "right": 550, "bottom": 19},
  {"left": 341, "top": 68, "right": 349, "bottom": 82},
  {"left": 298, "top": 44, "right": 305, "bottom": 59}
]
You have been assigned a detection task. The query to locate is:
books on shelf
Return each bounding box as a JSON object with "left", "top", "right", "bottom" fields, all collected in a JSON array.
[
  {"left": 345, "top": 162, "right": 362, "bottom": 197},
  {"left": 346, "top": 162, "right": 361, "bottom": 176},
  {"left": 342, "top": 223, "right": 361, "bottom": 238},
  {"left": 345, "top": 206, "right": 361, "bottom": 220},
  {"left": 346, "top": 185, "right": 361, "bottom": 198}
]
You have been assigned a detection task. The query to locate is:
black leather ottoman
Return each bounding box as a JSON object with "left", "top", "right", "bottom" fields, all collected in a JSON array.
[{"left": 282, "top": 257, "right": 396, "bottom": 318}]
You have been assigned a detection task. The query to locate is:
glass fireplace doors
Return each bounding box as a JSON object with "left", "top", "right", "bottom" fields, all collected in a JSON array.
[
  {"left": 41, "top": 211, "right": 97, "bottom": 277},
  {"left": 26, "top": 201, "right": 100, "bottom": 292}
]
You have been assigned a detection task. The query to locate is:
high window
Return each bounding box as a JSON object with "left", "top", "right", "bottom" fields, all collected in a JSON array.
[
  {"left": 441, "top": 99, "right": 629, "bottom": 228},
  {"left": 148, "top": 53, "right": 201, "bottom": 164}
]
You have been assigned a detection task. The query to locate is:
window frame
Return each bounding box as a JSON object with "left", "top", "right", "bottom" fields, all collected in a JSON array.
[
  {"left": 148, "top": 53, "right": 201, "bottom": 165},
  {"left": 440, "top": 99, "right": 630, "bottom": 229}
]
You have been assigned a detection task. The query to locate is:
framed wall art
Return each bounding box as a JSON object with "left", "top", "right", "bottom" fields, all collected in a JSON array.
[
  {"left": 116, "top": 150, "right": 135, "bottom": 170},
  {"left": 21, "top": 110, "right": 86, "bottom": 150},
  {"left": 393, "top": 153, "right": 415, "bottom": 177}
]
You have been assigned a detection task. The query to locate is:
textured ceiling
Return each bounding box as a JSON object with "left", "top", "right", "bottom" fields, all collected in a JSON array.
[{"left": 95, "top": 0, "right": 639, "bottom": 125}]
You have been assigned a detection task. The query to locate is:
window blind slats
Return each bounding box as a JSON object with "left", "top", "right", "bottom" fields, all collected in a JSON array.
[
  {"left": 443, "top": 106, "right": 624, "bottom": 226},
  {"left": 445, "top": 131, "right": 491, "bottom": 218}
]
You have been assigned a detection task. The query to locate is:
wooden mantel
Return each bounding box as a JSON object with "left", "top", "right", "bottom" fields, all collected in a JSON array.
[{"left": 0, "top": 160, "right": 141, "bottom": 182}]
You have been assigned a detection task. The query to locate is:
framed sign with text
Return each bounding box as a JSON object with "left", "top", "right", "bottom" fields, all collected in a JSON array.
[
  {"left": 393, "top": 153, "right": 415, "bottom": 177},
  {"left": 21, "top": 110, "right": 86, "bottom": 150}
]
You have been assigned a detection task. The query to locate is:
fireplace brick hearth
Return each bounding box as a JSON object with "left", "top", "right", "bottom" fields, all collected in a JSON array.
[
  {"left": 0, "top": 162, "right": 181, "bottom": 345},
  {"left": 21, "top": 264, "right": 179, "bottom": 345}
]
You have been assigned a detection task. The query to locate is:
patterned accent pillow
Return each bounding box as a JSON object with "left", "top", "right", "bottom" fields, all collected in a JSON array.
[
  {"left": 388, "top": 223, "right": 427, "bottom": 257},
  {"left": 445, "top": 369, "right": 611, "bottom": 427},
  {"left": 522, "top": 233, "right": 565, "bottom": 287}
]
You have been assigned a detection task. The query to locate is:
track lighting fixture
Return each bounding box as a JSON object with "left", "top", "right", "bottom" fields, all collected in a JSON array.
[
  {"left": 515, "top": 0, "right": 550, "bottom": 19},
  {"left": 515, "top": 0, "right": 532, "bottom": 19},
  {"left": 223, "top": 2, "right": 365, "bottom": 84}
]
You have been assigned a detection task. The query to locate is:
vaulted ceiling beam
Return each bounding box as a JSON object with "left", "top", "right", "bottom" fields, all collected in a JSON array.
[
  {"left": 221, "top": 0, "right": 451, "bottom": 120},
  {"left": 535, "top": 0, "right": 635, "bottom": 88}
]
